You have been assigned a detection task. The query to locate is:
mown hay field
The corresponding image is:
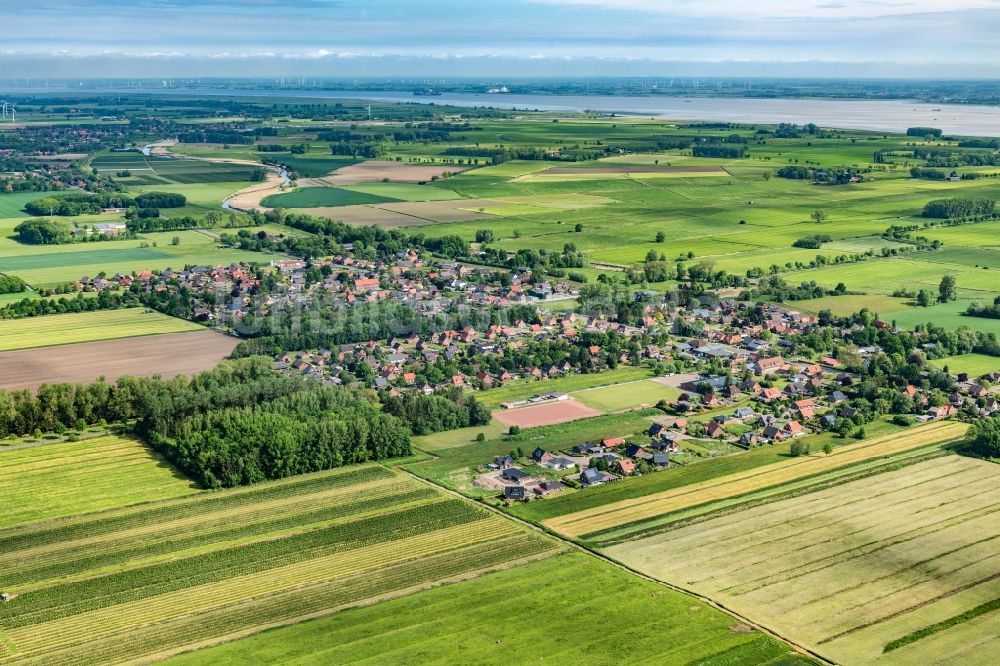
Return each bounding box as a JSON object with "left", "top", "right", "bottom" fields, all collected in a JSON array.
[
  {"left": 543, "top": 420, "right": 969, "bottom": 538},
  {"left": 605, "top": 455, "right": 1000, "bottom": 665},
  {"left": 0, "top": 465, "right": 560, "bottom": 665},
  {"left": 162, "top": 552, "right": 809, "bottom": 666},
  {"left": 0, "top": 309, "right": 202, "bottom": 352},
  {"left": 0, "top": 435, "right": 197, "bottom": 529}
]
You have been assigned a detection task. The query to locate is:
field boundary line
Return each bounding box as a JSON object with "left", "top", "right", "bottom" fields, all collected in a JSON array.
[
  {"left": 399, "top": 468, "right": 833, "bottom": 665},
  {"left": 545, "top": 421, "right": 968, "bottom": 535},
  {"left": 125, "top": 547, "right": 563, "bottom": 666},
  {"left": 589, "top": 446, "right": 952, "bottom": 546}
]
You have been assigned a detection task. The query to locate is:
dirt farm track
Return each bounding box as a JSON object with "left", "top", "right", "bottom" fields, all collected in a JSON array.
[{"left": 0, "top": 330, "right": 240, "bottom": 391}]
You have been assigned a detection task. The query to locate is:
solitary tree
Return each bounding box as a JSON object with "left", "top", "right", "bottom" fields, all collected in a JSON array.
[
  {"left": 762, "top": 170, "right": 772, "bottom": 181},
  {"left": 916, "top": 289, "right": 932, "bottom": 307},
  {"left": 655, "top": 231, "right": 666, "bottom": 243},
  {"left": 938, "top": 274, "right": 958, "bottom": 303},
  {"left": 810, "top": 210, "right": 828, "bottom": 224}
]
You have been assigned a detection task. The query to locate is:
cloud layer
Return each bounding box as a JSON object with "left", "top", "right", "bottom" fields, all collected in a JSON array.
[{"left": 5, "top": 0, "right": 1000, "bottom": 77}]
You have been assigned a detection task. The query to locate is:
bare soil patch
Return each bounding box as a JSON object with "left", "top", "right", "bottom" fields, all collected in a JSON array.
[
  {"left": 299, "top": 205, "right": 428, "bottom": 228},
  {"left": 24, "top": 153, "right": 88, "bottom": 162},
  {"left": 310, "top": 161, "right": 468, "bottom": 186},
  {"left": 492, "top": 398, "right": 603, "bottom": 429},
  {"left": 225, "top": 171, "right": 285, "bottom": 211},
  {"left": 651, "top": 373, "right": 701, "bottom": 389},
  {"left": 0, "top": 330, "right": 239, "bottom": 391},
  {"left": 375, "top": 200, "right": 500, "bottom": 222}
]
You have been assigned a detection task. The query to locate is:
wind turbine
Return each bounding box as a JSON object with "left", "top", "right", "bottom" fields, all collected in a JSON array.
[
  {"left": 9, "top": 104, "right": 15, "bottom": 123},
  {"left": 1, "top": 101, "right": 7, "bottom": 120}
]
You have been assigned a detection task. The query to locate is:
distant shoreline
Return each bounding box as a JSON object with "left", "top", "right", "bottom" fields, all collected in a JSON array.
[{"left": 2, "top": 86, "right": 999, "bottom": 135}]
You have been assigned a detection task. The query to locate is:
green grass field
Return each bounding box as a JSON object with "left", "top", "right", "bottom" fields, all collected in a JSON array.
[
  {"left": 882, "top": 299, "right": 1000, "bottom": 336},
  {"left": 0, "top": 309, "right": 202, "bottom": 351},
  {"left": 92, "top": 154, "right": 262, "bottom": 186},
  {"left": 789, "top": 294, "right": 910, "bottom": 317},
  {"left": 261, "top": 186, "right": 401, "bottom": 208},
  {"left": 18, "top": 118, "right": 1000, "bottom": 323},
  {"left": 475, "top": 366, "right": 652, "bottom": 409},
  {"left": 0, "top": 193, "right": 62, "bottom": 219},
  {"left": 412, "top": 420, "right": 507, "bottom": 451},
  {"left": 0, "top": 465, "right": 560, "bottom": 665},
  {"left": 0, "top": 435, "right": 197, "bottom": 529},
  {"left": 0, "top": 229, "right": 285, "bottom": 287},
  {"left": 164, "top": 552, "right": 806, "bottom": 666},
  {"left": 342, "top": 182, "right": 463, "bottom": 201},
  {"left": 573, "top": 378, "right": 682, "bottom": 412},
  {"left": 272, "top": 155, "right": 361, "bottom": 178},
  {"left": 605, "top": 455, "right": 1000, "bottom": 665},
  {"left": 929, "top": 353, "right": 1000, "bottom": 376}
]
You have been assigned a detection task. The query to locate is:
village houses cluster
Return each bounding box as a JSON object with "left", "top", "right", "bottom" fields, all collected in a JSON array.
[{"left": 70, "top": 247, "right": 1000, "bottom": 503}]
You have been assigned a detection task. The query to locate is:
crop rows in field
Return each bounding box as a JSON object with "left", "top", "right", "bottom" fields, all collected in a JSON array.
[
  {"left": 544, "top": 420, "right": 968, "bottom": 538},
  {"left": 93, "top": 154, "right": 260, "bottom": 184},
  {"left": 0, "top": 435, "right": 198, "bottom": 529},
  {"left": 587, "top": 444, "right": 950, "bottom": 547},
  {"left": 605, "top": 455, "right": 1000, "bottom": 665},
  {"left": 160, "top": 552, "right": 807, "bottom": 666},
  {"left": 0, "top": 465, "right": 560, "bottom": 664},
  {"left": 21, "top": 536, "right": 559, "bottom": 666},
  {"left": 0, "top": 308, "right": 202, "bottom": 352}
]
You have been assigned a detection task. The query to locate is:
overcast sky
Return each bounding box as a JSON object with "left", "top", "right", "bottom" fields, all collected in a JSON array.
[{"left": 4, "top": 0, "right": 1000, "bottom": 78}]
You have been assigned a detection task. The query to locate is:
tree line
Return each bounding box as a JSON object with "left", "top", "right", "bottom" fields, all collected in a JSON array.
[
  {"left": 0, "top": 357, "right": 500, "bottom": 488},
  {"left": 922, "top": 198, "right": 996, "bottom": 219},
  {"left": 24, "top": 191, "right": 186, "bottom": 217}
]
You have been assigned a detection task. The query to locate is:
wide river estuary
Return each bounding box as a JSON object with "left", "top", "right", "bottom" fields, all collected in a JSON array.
[{"left": 8, "top": 86, "right": 1000, "bottom": 135}]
